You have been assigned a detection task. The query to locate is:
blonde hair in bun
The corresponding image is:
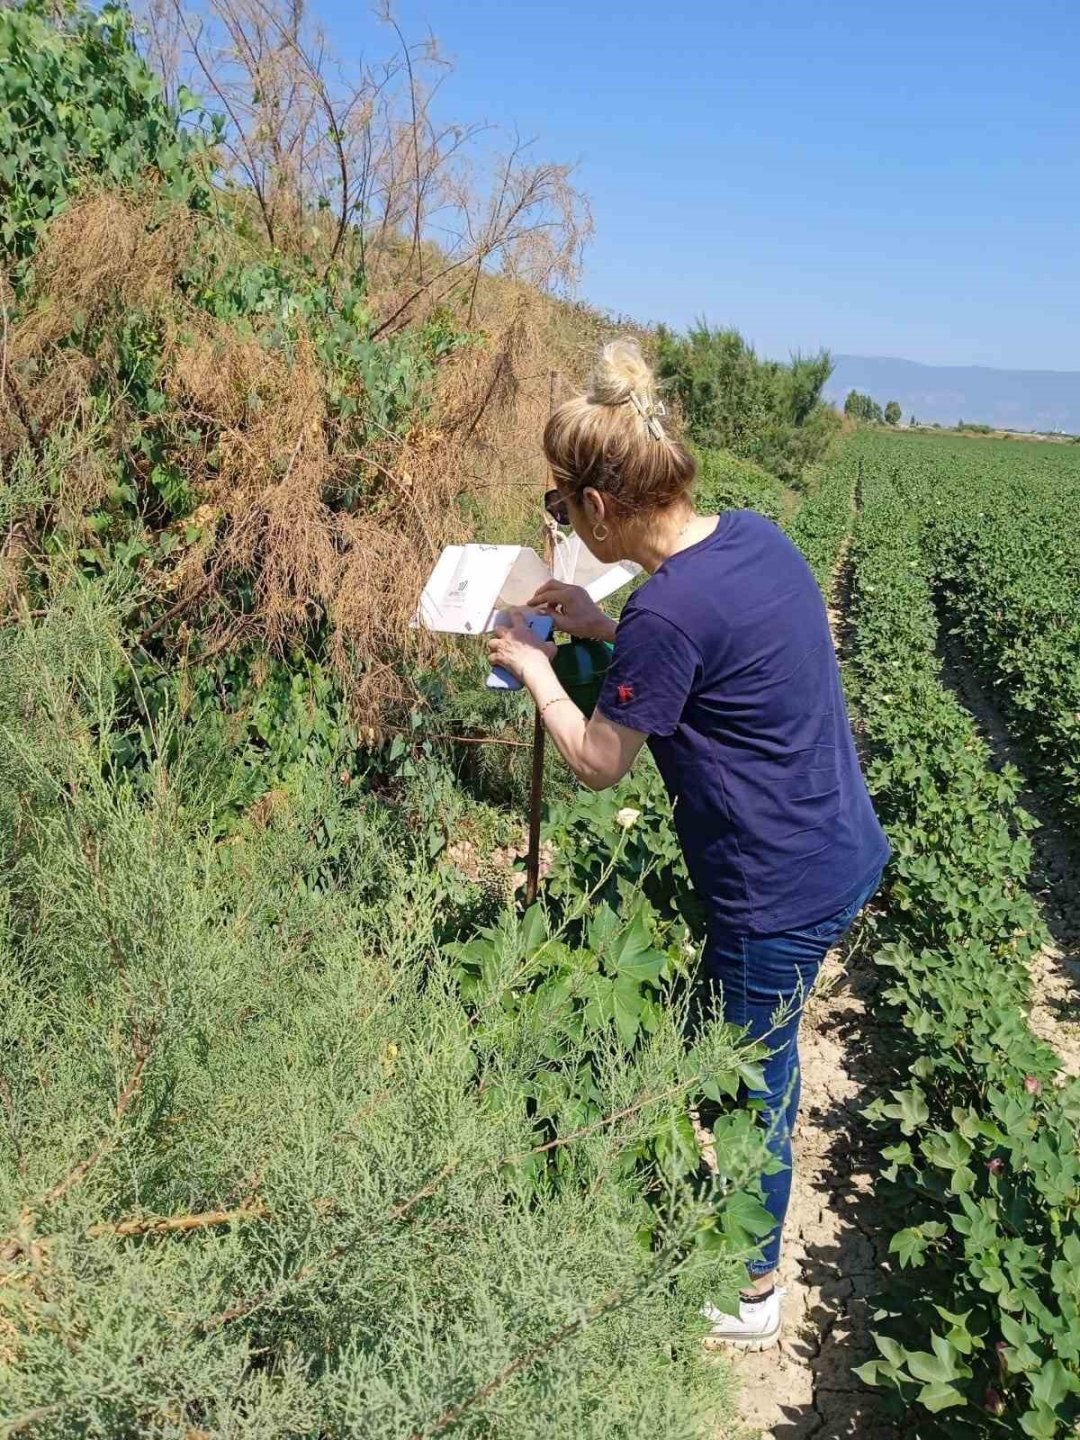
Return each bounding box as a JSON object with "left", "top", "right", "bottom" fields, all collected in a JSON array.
[
  {"left": 587, "top": 338, "right": 656, "bottom": 407},
  {"left": 543, "top": 338, "right": 695, "bottom": 515}
]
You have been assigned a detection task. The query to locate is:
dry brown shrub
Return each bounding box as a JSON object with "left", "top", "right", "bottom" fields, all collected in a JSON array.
[
  {"left": 142, "top": 0, "right": 592, "bottom": 317},
  {"left": 433, "top": 289, "right": 566, "bottom": 522},
  {"left": 0, "top": 346, "right": 106, "bottom": 526},
  {"left": 330, "top": 427, "right": 470, "bottom": 719},
  {"left": 16, "top": 191, "right": 192, "bottom": 351},
  {"left": 1, "top": 191, "right": 635, "bottom": 726},
  {"left": 164, "top": 325, "right": 343, "bottom": 641},
  {"left": 429, "top": 278, "right": 651, "bottom": 542},
  {"left": 245, "top": 786, "right": 290, "bottom": 829},
  {"left": 1, "top": 194, "right": 190, "bottom": 525}
]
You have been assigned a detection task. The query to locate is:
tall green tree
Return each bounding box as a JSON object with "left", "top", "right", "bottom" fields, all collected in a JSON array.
[
  {"left": 884, "top": 400, "right": 902, "bottom": 425},
  {"left": 656, "top": 323, "right": 838, "bottom": 484},
  {"left": 844, "top": 390, "right": 884, "bottom": 424}
]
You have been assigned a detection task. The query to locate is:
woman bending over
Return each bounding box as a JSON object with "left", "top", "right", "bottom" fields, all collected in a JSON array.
[{"left": 488, "top": 340, "right": 889, "bottom": 1351}]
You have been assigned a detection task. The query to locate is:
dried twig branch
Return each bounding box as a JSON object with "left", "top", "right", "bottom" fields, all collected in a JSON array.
[
  {"left": 356, "top": 449, "right": 439, "bottom": 558},
  {"left": 0, "top": 1402, "right": 66, "bottom": 1438},
  {"left": 420, "top": 732, "right": 530, "bottom": 750},
  {"left": 406, "top": 1284, "right": 631, "bottom": 1440},
  {"left": 0, "top": 308, "right": 43, "bottom": 462},
  {"left": 201, "top": 1158, "right": 460, "bottom": 1329},
  {"left": 0, "top": 1025, "right": 161, "bottom": 1261},
  {"left": 87, "top": 1201, "right": 269, "bottom": 1239},
  {"left": 385, "top": 1159, "right": 458, "bottom": 1222}
]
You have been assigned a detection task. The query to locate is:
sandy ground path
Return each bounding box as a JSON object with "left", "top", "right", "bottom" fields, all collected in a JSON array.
[
  {"left": 721, "top": 538, "right": 899, "bottom": 1438},
  {"left": 938, "top": 634, "right": 1080, "bottom": 1075},
  {"left": 726, "top": 934, "right": 899, "bottom": 1439}
]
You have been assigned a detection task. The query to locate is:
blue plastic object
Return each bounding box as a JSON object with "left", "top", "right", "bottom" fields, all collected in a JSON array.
[{"left": 485, "top": 612, "right": 555, "bottom": 691}]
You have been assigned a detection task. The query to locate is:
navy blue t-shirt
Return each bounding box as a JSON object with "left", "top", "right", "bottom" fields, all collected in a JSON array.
[{"left": 596, "top": 510, "right": 890, "bottom": 935}]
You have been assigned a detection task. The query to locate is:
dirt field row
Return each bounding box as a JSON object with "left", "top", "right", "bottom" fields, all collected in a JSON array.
[{"left": 727, "top": 556, "right": 1079, "bottom": 1439}]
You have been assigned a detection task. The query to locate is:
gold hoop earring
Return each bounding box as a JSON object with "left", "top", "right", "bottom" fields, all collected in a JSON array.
[{"left": 592, "top": 522, "right": 610, "bottom": 542}]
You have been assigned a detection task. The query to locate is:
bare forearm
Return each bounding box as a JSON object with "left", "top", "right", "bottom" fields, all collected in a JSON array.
[{"left": 521, "top": 656, "right": 643, "bottom": 791}]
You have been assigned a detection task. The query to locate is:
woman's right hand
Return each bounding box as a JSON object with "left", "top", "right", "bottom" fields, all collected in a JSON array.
[{"left": 528, "top": 581, "right": 617, "bottom": 642}]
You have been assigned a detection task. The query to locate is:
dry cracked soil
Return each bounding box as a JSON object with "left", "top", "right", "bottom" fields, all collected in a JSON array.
[{"left": 939, "top": 633, "right": 1080, "bottom": 1076}]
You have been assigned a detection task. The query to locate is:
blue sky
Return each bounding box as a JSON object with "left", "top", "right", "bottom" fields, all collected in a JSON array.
[{"left": 317, "top": 0, "right": 1080, "bottom": 370}]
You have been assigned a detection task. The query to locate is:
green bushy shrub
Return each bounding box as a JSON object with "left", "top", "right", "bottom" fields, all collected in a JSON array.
[
  {"left": 693, "top": 448, "right": 789, "bottom": 523},
  {"left": 0, "top": 590, "right": 770, "bottom": 1436},
  {"left": 657, "top": 324, "right": 840, "bottom": 486},
  {"left": 0, "top": 0, "right": 215, "bottom": 268}
]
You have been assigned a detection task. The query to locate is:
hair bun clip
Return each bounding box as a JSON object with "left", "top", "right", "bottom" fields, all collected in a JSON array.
[{"left": 627, "top": 389, "right": 667, "bottom": 440}]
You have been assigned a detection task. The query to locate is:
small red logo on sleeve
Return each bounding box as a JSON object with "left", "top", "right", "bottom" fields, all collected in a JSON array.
[{"left": 616, "top": 683, "right": 635, "bottom": 704}]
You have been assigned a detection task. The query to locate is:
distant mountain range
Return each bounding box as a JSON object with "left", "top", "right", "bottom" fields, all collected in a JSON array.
[{"left": 824, "top": 355, "right": 1080, "bottom": 435}]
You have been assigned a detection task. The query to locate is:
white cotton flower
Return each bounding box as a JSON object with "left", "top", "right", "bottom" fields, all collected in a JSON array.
[{"left": 615, "top": 807, "right": 641, "bottom": 830}]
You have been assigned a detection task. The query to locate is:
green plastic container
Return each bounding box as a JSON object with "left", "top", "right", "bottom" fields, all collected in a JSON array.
[{"left": 552, "top": 639, "right": 615, "bottom": 716}]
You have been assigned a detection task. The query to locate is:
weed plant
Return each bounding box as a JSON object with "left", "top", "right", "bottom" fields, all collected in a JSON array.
[{"left": 0, "top": 589, "right": 765, "bottom": 1436}]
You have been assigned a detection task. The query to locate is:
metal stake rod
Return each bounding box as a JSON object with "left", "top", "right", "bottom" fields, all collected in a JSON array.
[
  {"left": 524, "top": 708, "right": 545, "bottom": 907},
  {"left": 524, "top": 369, "right": 560, "bottom": 906}
]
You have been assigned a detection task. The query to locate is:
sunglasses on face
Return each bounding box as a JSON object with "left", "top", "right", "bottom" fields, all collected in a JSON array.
[{"left": 544, "top": 487, "right": 573, "bottom": 527}]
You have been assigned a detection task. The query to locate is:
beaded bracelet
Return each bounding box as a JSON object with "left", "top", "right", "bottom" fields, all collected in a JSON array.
[{"left": 539, "top": 696, "right": 574, "bottom": 719}]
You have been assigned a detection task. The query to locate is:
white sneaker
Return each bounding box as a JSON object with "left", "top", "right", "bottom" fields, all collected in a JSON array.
[{"left": 701, "top": 1287, "right": 785, "bottom": 1352}]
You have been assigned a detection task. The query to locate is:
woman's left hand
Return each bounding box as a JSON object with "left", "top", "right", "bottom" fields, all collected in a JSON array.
[{"left": 487, "top": 609, "right": 556, "bottom": 683}]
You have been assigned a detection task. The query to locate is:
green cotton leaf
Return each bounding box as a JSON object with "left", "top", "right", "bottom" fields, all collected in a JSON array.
[
  {"left": 720, "top": 1189, "right": 775, "bottom": 1243},
  {"left": 853, "top": 1360, "right": 883, "bottom": 1387},
  {"left": 882, "top": 1140, "right": 914, "bottom": 1167},
  {"left": 444, "top": 936, "right": 496, "bottom": 974},
  {"left": 612, "top": 974, "right": 645, "bottom": 1048},
  {"left": 735, "top": 1057, "right": 767, "bottom": 1093},
  {"left": 932, "top": 1306, "right": 978, "bottom": 1356},
  {"left": 701, "top": 1069, "right": 740, "bottom": 1101},
  {"left": 921, "top": 1128, "right": 973, "bottom": 1171},
  {"left": 1020, "top": 1407, "right": 1060, "bottom": 1440},
  {"left": 1000, "top": 1312, "right": 1036, "bottom": 1349},
  {"left": 905, "top": 1336, "right": 969, "bottom": 1385},
  {"left": 917, "top": 1380, "right": 968, "bottom": 1414},
  {"left": 1031, "top": 1358, "right": 1073, "bottom": 1409},
  {"left": 948, "top": 1164, "right": 976, "bottom": 1196},
  {"left": 606, "top": 906, "right": 665, "bottom": 984},
  {"left": 586, "top": 902, "right": 619, "bottom": 957},
  {"left": 881, "top": 1087, "right": 930, "bottom": 1135},
  {"left": 584, "top": 975, "right": 615, "bottom": 1031},
  {"left": 873, "top": 1333, "right": 911, "bottom": 1369},
  {"left": 890, "top": 1227, "right": 934, "bottom": 1269},
  {"left": 519, "top": 903, "right": 547, "bottom": 957}
]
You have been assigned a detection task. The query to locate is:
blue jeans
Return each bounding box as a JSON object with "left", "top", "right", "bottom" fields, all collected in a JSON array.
[{"left": 702, "top": 868, "right": 884, "bottom": 1276}]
